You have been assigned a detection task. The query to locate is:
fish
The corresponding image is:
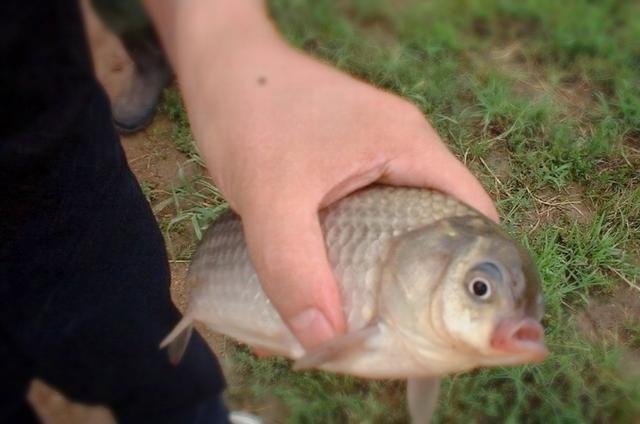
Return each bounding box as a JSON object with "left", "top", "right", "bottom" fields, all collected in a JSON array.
[{"left": 161, "top": 185, "right": 547, "bottom": 422}]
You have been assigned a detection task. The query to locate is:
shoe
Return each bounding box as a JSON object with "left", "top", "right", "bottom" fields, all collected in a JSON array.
[
  {"left": 229, "top": 411, "right": 263, "bottom": 424},
  {"left": 112, "top": 64, "right": 171, "bottom": 134},
  {"left": 112, "top": 28, "right": 173, "bottom": 135}
]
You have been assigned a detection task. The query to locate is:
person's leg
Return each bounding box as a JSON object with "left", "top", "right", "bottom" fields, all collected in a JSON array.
[
  {"left": 31, "top": 168, "right": 227, "bottom": 423},
  {"left": 1, "top": 82, "right": 227, "bottom": 422},
  {"left": 1, "top": 2, "right": 224, "bottom": 419}
]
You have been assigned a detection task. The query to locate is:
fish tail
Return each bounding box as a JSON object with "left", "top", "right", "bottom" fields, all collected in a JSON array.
[{"left": 160, "top": 315, "right": 194, "bottom": 365}]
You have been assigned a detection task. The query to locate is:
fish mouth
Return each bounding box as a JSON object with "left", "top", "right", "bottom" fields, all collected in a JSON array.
[{"left": 490, "top": 317, "right": 548, "bottom": 363}]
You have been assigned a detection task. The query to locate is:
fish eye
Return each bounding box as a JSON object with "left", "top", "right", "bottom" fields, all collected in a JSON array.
[
  {"left": 464, "top": 261, "right": 502, "bottom": 302},
  {"left": 468, "top": 278, "right": 492, "bottom": 300}
]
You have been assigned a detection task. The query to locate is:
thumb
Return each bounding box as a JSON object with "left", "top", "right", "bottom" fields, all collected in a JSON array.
[{"left": 240, "top": 201, "right": 346, "bottom": 350}]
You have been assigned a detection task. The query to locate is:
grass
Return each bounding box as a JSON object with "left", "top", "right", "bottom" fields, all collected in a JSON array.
[{"left": 150, "top": 0, "right": 640, "bottom": 422}]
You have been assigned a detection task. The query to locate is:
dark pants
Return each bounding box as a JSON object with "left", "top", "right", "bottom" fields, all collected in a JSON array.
[
  {"left": 0, "top": 88, "right": 228, "bottom": 423},
  {"left": 0, "top": 2, "right": 227, "bottom": 421}
]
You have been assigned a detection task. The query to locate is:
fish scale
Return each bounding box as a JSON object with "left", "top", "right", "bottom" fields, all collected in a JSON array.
[
  {"left": 182, "top": 186, "right": 476, "bottom": 355},
  {"left": 319, "top": 187, "right": 473, "bottom": 331}
]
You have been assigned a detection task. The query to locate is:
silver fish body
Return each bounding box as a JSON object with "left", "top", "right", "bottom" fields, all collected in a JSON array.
[{"left": 162, "top": 185, "right": 546, "bottom": 422}]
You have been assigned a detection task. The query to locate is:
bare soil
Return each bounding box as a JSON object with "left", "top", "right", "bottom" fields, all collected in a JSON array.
[
  {"left": 576, "top": 285, "right": 640, "bottom": 379},
  {"left": 577, "top": 286, "right": 640, "bottom": 344}
]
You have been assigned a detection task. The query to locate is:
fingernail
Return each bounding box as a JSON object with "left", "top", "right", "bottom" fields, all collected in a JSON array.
[{"left": 290, "top": 308, "right": 335, "bottom": 349}]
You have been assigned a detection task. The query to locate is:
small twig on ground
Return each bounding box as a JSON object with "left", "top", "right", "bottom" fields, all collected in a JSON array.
[
  {"left": 529, "top": 193, "right": 582, "bottom": 208},
  {"left": 479, "top": 156, "right": 504, "bottom": 188},
  {"left": 128, "top": 154, "right": 151, "bottom": 164},
  {"left": 606, "top": 266, "right": 640, "bottom": 293}
]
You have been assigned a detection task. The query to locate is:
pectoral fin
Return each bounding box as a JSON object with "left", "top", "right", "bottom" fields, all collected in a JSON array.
[
  {"left": 407, "top": 377, "right": 441, "bottom": 424},
  {"left": 160, "top": 315, "right": 194, "bottom": 365},
  {"left": 293, "top": 324, "right": 380, "bottom": 371}
]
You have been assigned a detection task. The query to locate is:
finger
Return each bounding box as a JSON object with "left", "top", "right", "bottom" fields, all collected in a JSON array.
[
  {"left": 381, "top": 141, "right": 499, "bottom": 223},
  {"left": 241, "top": 201, "right": 346, "bottom": 351}
]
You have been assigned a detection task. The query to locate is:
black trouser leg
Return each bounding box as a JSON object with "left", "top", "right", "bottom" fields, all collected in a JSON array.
[
  {"left": 0, "top": 330, "right": 38, "bottom": 424},
  {"left": 1, "top": 85, "right": 227, "bottom": 423}
]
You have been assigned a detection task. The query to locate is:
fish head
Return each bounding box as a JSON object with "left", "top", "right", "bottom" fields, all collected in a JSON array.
[{"left": 380, "top": 215, "right": 547, "bottom": 374}]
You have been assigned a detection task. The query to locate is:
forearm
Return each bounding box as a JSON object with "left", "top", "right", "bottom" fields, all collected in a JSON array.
[
  {"left": 143, "top": 0, "right": 286, "bottom": 95},
  {"left": 143, "top": 0, "right": 308, "bottom": 191}
]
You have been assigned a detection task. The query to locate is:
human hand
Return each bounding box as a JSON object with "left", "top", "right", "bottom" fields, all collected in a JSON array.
[
  {"left": 187, "top": 48, "right": 497, "bottom": 351},
  {"left": 146, "top": 1, "right": 497, "bottom": 352}
]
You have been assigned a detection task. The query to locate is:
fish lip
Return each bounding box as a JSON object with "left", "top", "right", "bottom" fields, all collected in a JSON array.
[{"left": 490, "top": 317, "right": 548, "bottom": 363}]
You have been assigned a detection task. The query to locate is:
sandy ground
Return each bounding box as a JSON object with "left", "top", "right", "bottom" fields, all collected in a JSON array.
[{"left": 27, "top": 3, "right": 199, "bottom": 423}]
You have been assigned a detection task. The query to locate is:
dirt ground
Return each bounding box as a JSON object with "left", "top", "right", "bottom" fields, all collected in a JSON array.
[{"left": 27, "top": 4, "right": 196, "bottom": 423}]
